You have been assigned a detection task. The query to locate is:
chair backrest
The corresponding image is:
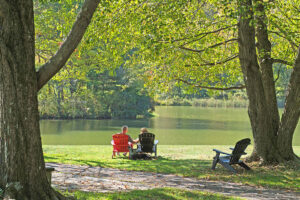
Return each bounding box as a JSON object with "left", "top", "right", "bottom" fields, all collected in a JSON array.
[
  {"left": 139, "top": 133, "right": 155, "bottom": 153},
  {"left": 230, "top": 138, "right": 251, "bottom": 164},
  {"left": 112, "top": 134, "right": 129, "bottom": 152}
]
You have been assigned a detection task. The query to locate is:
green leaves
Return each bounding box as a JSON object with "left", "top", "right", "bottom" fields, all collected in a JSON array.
[{"left": 35, "top": 0, "right": 298, "bottom": 104}]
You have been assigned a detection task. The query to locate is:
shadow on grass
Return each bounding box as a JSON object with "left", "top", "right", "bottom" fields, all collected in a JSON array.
[
  {"left": 45, "top": 154, "right": 102, "bottom": 167},
  {"left": 45, "top": 154, "right": 300, "bottom": 191}
]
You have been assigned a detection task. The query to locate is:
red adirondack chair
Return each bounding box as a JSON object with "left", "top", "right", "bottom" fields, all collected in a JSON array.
[{"left": 111, "top": 133, "right": 133, "bottom": 158}]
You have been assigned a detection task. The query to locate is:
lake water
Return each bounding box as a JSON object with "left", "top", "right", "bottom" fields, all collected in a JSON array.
[{"left": 41, "top": 106, "right": 300, "bottom": 145}]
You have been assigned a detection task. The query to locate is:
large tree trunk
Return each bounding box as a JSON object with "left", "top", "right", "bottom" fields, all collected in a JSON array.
[
  {"left": 237, "top": 0, "right": 282, "bottom": 163},
  {"left": 254, "top": 0, "right": 280, "bottom": 136},
  {"left": 0, "top": 1, "right": 61, "bottom": 199},
  {"left": 238, "top": 0, "right": 299, "bottom": 163},
  {"left": 0, "top": 0, "right": 100, "bottom": 199}
]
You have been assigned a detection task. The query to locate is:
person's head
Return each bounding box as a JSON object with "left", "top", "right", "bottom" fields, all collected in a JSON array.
[
  {"left": 140, "top": 127, "right": 148, "bottom": 134},
  {"left": 121, "top": 125, "right": 128, "bottom": 134}
]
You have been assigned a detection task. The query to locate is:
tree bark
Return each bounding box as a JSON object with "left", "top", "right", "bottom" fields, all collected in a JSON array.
[
  {"left": 237, "top": 0, "right": 281, "bottom": 163},
  {"left": 277, "top": 46, "right": 300, "bottom": 160},
  {"left": 0, "top": 1, "right": 58, "bottom": 199},
  {"left": 0, "top": 0, "right": 99, "bottom": 199},
  {"left": 254, "top": 0, "right": 280, "bottom": 136}
]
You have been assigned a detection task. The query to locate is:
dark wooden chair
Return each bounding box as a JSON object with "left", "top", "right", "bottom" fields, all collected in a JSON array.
[
  {"left": 212, "top": 138, "right": 251, "bottom": 173},
  {"left": 132, "top": 133, "right": 158, "bottom": 158},
  {"left": 111, "top": 134, "right": 133, "bottom": 158}
]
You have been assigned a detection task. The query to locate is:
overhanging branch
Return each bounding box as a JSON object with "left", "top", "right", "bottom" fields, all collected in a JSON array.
[
  {"left": 36, "top": 0, "right": 100, "bottom": 91},
  {"left": 166, "top": 24, "right": 236, "bottom": 42},
  {"left": 179, "top": 38, "right": 237, "bottom": 53},
  {"left": 199, "top": 54, "right": 239, "bottom": 66},
  {"left": 271, "top": 58, "right": 293, "bottom": 66},
  {"left": 184, "top": 54, "right": 239, "bottom": 68},
  {"left": 176, "top": 78, "right": 245, "bottom": 91}
]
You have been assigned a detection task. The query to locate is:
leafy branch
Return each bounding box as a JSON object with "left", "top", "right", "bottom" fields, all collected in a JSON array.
[
  {"left": 184, "top": 54, "right": 239, "bottom": 68},
  {"left": 271, "top": 58, "right": 293, "bottom": 66},
  {"left": 179, "top": 38, "right": 237, "bottom": 53},
  {"left": 158, "top": 25, "right": 237, "bottom": 44},
  {"left": 176, "top": 78, "right": 245, "bottom": 91}
]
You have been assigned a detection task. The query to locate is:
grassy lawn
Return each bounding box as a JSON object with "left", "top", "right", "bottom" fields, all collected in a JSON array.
[
  {"left": 43, "top": 145, "right": 300, "bottom": 191},
  {"left": 64, "top": 188, "right": 239, "bottom": 200}
]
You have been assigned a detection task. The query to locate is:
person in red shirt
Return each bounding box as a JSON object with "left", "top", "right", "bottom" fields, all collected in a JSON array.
[{"left": 118, "top": 125, "right": 135, "bottom": 156}]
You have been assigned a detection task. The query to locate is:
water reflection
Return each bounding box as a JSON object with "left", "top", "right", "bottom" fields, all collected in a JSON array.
[{"left": 40, "top": 106, "right": 300, "bottom": 145}]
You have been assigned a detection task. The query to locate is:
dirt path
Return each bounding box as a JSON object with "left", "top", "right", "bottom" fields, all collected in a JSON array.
[{"left": 46, "top": 163, "right": 300, "bottom": 200}]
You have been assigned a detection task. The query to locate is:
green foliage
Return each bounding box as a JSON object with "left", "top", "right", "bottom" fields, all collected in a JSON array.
[
  {"left": 86, "top": 0, "right": 298, "bottom": 102},
  {"left": 87, "top": 0, "right": 243, "bottom": 93},
  {"left": 34, "top": 0, "right": 298, "bottom": 116},
  {"left": 38, "top": 67, "right": 153, "bottom": 119},
  {"left": 35, "top": 1, "right": 153, "bottom": 119},
  {"left": 267, "top": 0, "right": 300, "bottom": 63}
]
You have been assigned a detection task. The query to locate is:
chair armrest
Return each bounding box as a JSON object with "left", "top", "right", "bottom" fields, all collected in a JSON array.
[
  {"left": 154, "top": 140, "right": 159, "bottom": 145},
  {"left": 111, "top": 140, "right": 115, "bottom": 145},
  {"left": 137, "top": 144, "right": 142, "bottom": 152},
  {"left": 213, "top": 149, "right": 231, "bottom": 156}
]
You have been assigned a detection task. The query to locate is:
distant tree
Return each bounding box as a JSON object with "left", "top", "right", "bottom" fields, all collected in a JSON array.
[{"left": 0, "top": 0, "right": 99, "bottom": 199}]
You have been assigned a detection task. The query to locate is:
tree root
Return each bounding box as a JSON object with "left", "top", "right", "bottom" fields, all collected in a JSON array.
[
  {"left": 245, "top": 151, "right": 260, "bottom": 163},
  {"left": 293, "top": 153, "right": 300, "bottom": 160}
]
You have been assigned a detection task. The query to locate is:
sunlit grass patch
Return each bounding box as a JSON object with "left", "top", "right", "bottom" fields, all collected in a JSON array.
[
  {"left": 64, "top": 188, "right": 239, "bottom": 200},
  {"left": 44, "top": 145, "right": 300, "bottom": 191}
]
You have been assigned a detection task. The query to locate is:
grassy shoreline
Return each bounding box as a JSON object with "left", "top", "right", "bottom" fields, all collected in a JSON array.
[
  {"left": 156, "top": 98, "right": 249, "bottom": 108},
  {"left": 44, "top": 145, "right": 300, "bottom": 192}
]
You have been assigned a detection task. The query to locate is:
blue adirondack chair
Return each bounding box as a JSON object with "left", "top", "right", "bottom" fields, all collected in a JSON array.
[{"left": 212, "top": 138, "right": 251, "bottom": 173}]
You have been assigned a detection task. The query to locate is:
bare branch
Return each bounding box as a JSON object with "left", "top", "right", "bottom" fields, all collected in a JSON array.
[
  {"left": 36, "top": 0, "right": 100, "bottom": 91},
  {"left": 271, "top": 58, "right": 293, "bottom": 66},
  {"left": 184, "top": 54, "right": 238, "bottom": 69},
  {"left": 36, "top": 53, "right": 48, "bottom": 63},
  {"left": 176, "top": 78, "right": 245, "bottom": 91},
  {"left": 198, "top": 54, "right": 239, "bottom": 66},
  {"left": 191, "top": 25, "right": 237, "bottom": 40},
  {"left": 179, "top": 38, "right": 237, "bottom": 53},
  {"left": 181, "top": 34, "right": 208, "bottom": 46},
  {"left": 158, "top": 25, "right": 237, "bottom": 44}
]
